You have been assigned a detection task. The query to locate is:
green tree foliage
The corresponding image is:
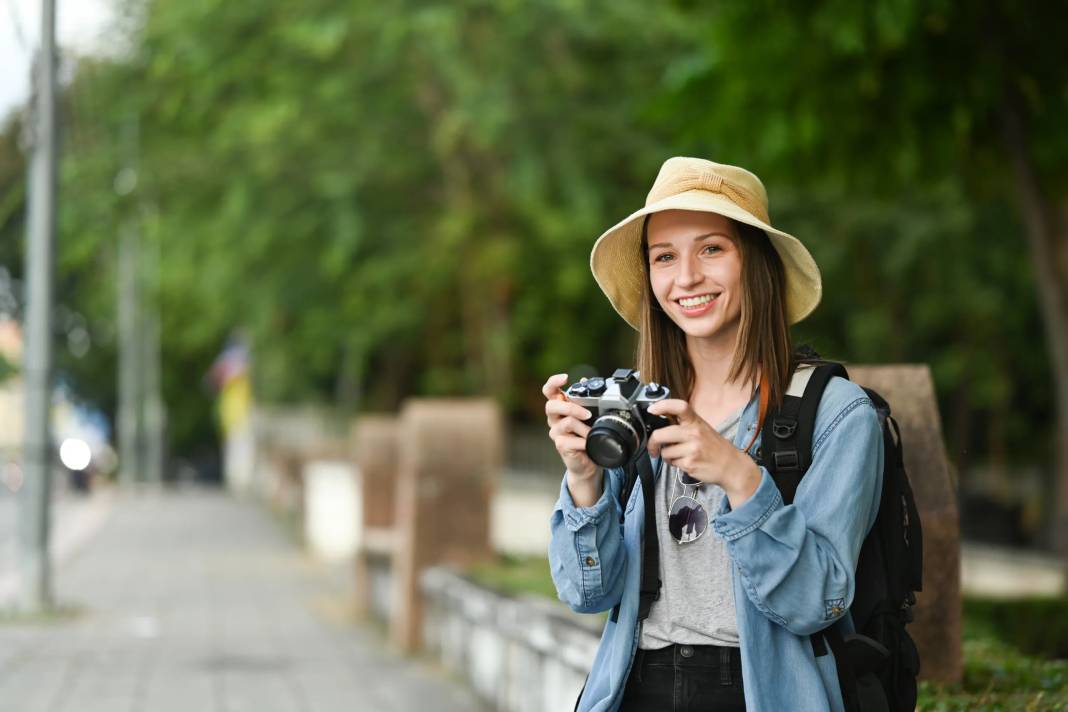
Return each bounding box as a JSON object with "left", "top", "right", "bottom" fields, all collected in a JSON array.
[
  {"left": 0, "top": 0, "right": 1061, "bottom": 533},
  {"left": 654, "top": 0, "right": 1067, "bottom": 544},
  {"left": 130, "top": 0, "right": 688, "bottom": 415}
]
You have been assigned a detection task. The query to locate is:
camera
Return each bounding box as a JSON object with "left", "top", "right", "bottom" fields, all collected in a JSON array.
[{"left": 566, "top": 368, "right": 672, "bottom": 468}]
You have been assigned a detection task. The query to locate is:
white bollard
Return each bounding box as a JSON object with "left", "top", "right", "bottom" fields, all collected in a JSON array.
[{"left": 303, "top": 460, "right": 361, "bottom": 562}]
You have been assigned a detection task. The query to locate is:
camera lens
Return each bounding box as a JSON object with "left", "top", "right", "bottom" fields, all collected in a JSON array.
[{"left": 586, "top": 411, "right": 642, "bottom": 468}]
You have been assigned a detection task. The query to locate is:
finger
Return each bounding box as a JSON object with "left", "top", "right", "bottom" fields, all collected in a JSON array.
[
  {"left": 550, "top": 416, "right": 591, "bottom": 440},
  {"left": 648, "top": 425, "right": 686, "bottom": 454},
  {"left": 646, "top": 398, "right": 697, "bottom": 423},
  {"left": 546, "top": 399, "right": 593, "bottom": 421},
  {"left": 658, "top": 442, "right": 694, "bottom": 465},
  {"left": 554, "top": 434, "right": 589, "bottom": 456},
  {"left": 542, "top": 373, "right": 570, "bottom": 400}
]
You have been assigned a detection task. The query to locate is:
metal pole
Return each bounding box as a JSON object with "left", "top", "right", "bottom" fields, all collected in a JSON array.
[
  {"left": 17, "top": 0, "right": 58, "bottom": 612},
  {"left": 116, "top": 113, "right": 143, "bottom": 487},
  {"left": 143, "top": 212, "right": 164, "bottom": 486},
  {"left": 117, "top": 219, "right": 141, "bottom": 486}
]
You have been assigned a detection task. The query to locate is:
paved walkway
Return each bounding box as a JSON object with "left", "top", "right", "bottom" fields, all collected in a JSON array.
[{"left": 0, "top": 487, "right": 484, "bottom": 712}]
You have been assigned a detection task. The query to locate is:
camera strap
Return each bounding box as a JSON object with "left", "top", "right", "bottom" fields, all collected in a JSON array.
[
  {"left": 609, "top": 452, "right": 661, "bottom": 624},
  {"left": 636, "top": 452, "right": 661, "bottom": 622}
]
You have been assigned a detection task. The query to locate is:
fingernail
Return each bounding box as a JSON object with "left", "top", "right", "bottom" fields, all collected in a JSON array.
[{"left": 581, "top": 409, "right": 592, "bottom": 419}]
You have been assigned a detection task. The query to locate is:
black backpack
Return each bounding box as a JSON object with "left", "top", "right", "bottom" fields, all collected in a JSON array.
[
  {"left": 591, "top": 355, "right": 923, "bottom": 712},
  {"left": 608, "top": 355, "right": 924, "bottom": 712},
  {"left": 758, "top": 355, "right": 924, "bottom": 712}
]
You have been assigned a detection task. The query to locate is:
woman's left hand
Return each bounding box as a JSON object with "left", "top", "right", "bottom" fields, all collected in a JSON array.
[{"left": 646, "top": 399, "right": 762, "bottom": 506}]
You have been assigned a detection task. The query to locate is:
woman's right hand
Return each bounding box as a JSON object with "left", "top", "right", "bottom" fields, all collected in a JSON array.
[{"left": 542, "top": 373, "right": 599, "bottom": 480}]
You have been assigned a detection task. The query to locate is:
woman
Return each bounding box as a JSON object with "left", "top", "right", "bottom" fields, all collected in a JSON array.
[{"left": 544, "top": 157, "right": 884, "bottom": 711}]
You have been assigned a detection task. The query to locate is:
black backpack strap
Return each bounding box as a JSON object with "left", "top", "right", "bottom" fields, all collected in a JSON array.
[
  {"left": 765, "top": 361, "right": 874, "bottom": 712},
  {"left": 609, "top": 453, "right": 661, "bottom": 624},
  {"left": 817, "top": 627, "right": 862, "bottom": 712},
  {"left": 763, "top": 362, "right": 847, "bottom": 504}
]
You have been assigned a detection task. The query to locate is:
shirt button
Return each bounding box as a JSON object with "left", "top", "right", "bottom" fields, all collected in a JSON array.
[
  {"left": 584, "top": 556, "right": 596, "bottom": 567},
  {"left": 680, "top": 645, "right": 694, "bottom": 658}
]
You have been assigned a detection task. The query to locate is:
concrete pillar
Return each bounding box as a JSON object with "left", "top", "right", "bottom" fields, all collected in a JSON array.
[
  {"left": 850, "top": 364, "right": 962, "bottom": 684},
  {"left": 303, "top": 459, "right": 360, "bottom": 562},
  {"left": 352, "top": 415, "right": 400, "bottom": 618},
  {"left": 390, "top": 399, "right": 502, "bottom": 653}
]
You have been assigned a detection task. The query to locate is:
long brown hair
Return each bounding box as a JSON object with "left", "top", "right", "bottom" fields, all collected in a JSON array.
[{"left": 635, "top": 215, "right": 795, "bottom": 415}]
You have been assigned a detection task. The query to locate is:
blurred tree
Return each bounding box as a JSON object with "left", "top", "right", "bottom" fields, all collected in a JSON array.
[
  {"left": 0, "top": 115, "right": 26, "bottom": 302},
  {"left": 0, "top": 0, "right": 692, "bottom": 461},
  {"left": 657, "top": 0, "right": 1067, "bottom": 549},
  {"left": 0, "top": 0, "right": 1060, "bottom": 548},
  {"left": 126, "top": 0, "right": 686, "bottom": 412}
]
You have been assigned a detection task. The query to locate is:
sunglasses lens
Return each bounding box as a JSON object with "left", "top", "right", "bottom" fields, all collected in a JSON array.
[
  {"left": 668, "top": 496, "right": 707, "bottom": 543},
  {"left": 678, "top": 471, "right": 701, "bottom": 486}
]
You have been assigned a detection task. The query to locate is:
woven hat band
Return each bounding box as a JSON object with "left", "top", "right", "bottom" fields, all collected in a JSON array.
[{"left": 646, "top": 169, "right": 770, "bottom": 224}]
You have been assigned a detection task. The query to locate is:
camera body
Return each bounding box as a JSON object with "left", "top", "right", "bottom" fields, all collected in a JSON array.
[{"left": 566, "top": 368, "right": 672, "bottom": 468}]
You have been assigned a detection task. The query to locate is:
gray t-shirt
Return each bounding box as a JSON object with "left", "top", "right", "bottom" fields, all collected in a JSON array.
[{"left": 639, "top": 403, "right": 745, "bottom": 650}]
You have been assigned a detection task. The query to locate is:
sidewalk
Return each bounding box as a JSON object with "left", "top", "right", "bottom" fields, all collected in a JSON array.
[
  {"left": 0, "top": 485, "right": 116, "bottom": 605},
  {"left": 0, "top": 487, "right": 484, "bottom": 712}
]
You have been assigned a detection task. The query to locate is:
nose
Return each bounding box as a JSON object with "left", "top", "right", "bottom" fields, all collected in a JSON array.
[{"left": 675, "top": 252, "right": 702, "bottom": 289}]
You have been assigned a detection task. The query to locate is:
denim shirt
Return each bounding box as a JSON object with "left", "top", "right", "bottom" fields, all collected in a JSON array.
[{"left": 548, "top": 376, "right": 884, "bottom": 712}]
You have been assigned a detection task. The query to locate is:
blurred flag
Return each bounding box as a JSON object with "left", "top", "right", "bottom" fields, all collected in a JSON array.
[{"left": 209, "top": 338, "right": 251, "bottom": 437}]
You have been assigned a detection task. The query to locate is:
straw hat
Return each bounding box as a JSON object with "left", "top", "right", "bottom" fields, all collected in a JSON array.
[{"left": 590, "top": 156, "right": 822, "bottom": 330}]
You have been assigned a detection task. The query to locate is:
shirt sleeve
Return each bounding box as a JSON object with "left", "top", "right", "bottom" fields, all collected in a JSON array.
[
  {"left": 712, "top": 393, "right": 884, "bottom": 635},
  {"left": 548, "top": 467, "right": 628, "bottom": 614}
]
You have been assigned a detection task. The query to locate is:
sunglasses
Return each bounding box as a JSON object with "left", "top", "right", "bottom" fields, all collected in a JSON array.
[{"left": 667, "top": 467, "right": 708, "bottom": 544}]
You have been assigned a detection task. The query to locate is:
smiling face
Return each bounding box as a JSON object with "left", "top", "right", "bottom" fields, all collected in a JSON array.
[{"left": 645, "top": 209, "right": 743, "bottom": 344}]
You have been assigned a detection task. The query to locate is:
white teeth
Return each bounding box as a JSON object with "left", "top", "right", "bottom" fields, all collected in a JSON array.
[{"left": 678, "top": 294, "right": 717, "bottom": 308}]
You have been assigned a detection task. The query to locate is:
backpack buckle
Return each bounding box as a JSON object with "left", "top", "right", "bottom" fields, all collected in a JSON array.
[
  {"left": 772, "top": 416, "right": 797, "bottom": 439},
  {"left": 900, "top": 592, "right": 917, "bottom": 623},
  {"left": 773, "top": 449, "right": 800, "bottom": 471}
]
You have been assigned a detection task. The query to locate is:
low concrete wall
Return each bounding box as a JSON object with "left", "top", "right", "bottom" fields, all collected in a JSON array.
[
  {"left": 961, "top": 542, "right": 1068, "bottom": 598},
  {"left": 491, "top": 469, "right": 559, "bottom": 558},
  {"left": 421, "top": 566, "right": 599, "bottom": 712}
]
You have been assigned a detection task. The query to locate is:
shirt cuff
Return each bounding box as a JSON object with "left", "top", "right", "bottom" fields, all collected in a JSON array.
[
  {"left": 554, "top": 469, "right": 614, "bottom": 532},
  {"left": 712, "top": 466, "right": 782, "bottom": 542}
]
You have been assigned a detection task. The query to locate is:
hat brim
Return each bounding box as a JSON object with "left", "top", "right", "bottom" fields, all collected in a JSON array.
[{"left": 590, "top": 190, "right": 822, "bottom": 330}]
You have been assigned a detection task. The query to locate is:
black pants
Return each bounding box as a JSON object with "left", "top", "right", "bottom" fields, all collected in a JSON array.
[{"left": 619, "top": 643, "right": 746, "bottom": 712}]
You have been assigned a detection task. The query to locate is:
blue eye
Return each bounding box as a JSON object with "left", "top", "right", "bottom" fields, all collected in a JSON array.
[
  {"left": 652, "top": 253, "right": 673, "bottom": 263},
  {"left": 702, "top": 244, "right": 721, "bottom": 255}
]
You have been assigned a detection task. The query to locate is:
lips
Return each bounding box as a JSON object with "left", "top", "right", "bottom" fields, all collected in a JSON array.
[
  {"left": 675, "top": 292, "right": 720, "bottom": 307},
  {"left": 670, "top": 292, "right": 720, "bottom": 318}
]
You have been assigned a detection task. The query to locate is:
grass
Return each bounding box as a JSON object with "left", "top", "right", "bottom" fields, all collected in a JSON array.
[
  {"left": 0, "top": 602, "right": 87, "bottom": 625},
  {"left": 464, "top": 554, "right": 558, "bottom": 600},
  {"left": 917, "top": 598, "right": 1068, "bottom": 711},
  {"left": 464, "top": 555, "right": 1068, "bottom": 710}
]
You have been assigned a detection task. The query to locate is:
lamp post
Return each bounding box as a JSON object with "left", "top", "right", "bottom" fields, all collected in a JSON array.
[{"left": 18, "top": 0, "right": 58, "bottom": 612}]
